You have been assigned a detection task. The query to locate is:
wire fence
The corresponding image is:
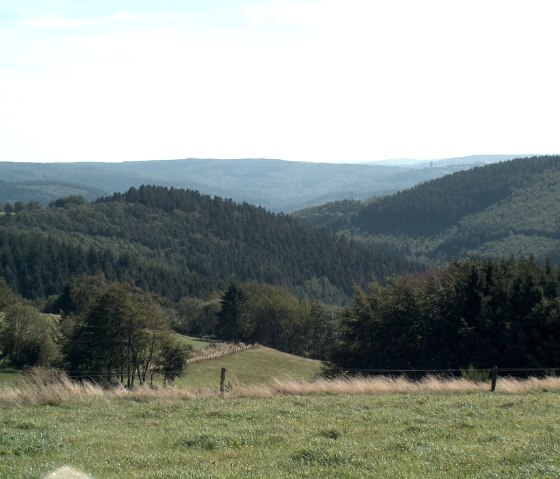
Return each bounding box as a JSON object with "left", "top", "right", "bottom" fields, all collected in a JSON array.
[{"left": 2, "top": 362, "right": 560, "bottom": 386}]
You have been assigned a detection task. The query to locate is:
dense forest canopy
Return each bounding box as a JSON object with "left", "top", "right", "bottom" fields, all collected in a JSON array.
[
  {"left": 0, "top": 185, "right": 419, "bottom": 302},
  {"left": 354, "top": 156, "right": 560, "bottom": 236},
  {"left": 295, "top": 156, "right": 560, "bottom": 264},
  {"left": 327, "top": 257, "right": 560, "bottom": 372}
]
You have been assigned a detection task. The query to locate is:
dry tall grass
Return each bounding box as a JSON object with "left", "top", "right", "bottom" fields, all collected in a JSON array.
[
  {"left": 2, "top": 373, "right": 560, "bottom": 406},
  {"left": 234, "top": 375, "right": 560, "bottom": 397}
]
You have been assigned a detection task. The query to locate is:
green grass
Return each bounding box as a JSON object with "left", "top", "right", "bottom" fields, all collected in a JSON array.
[
  {"left": 174, "top": 334, "right": 213, "bottom": 351},
  {"left": 1, "top": 393, "right": 559, "bottom": 478},
  {"left": 0, "top": 367, "right": 23, "bottom": 385},
  {"left": 177, "top": 346, "right": 322, "bottom": 389}
]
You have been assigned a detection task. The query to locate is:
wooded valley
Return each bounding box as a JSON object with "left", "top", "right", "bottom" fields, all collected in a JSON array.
[{"left": 1, "top": 156, "right": 560, "bottom": 378}]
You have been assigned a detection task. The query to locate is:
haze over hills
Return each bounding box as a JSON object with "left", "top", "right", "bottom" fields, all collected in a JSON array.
[
  {"left": 370, "top": 154, "right": 528, "bottom": 168},
  {"left": 0, "top": 155, "right": 527, "bottom": 212},
  {"left": 294, "top": 156, "right": 560, "bottom": 264}
]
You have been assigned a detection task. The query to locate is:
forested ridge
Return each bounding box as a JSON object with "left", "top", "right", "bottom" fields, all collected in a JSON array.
[
  {"left": 354, "top": 155, "right": 560, "bottom": 236},
  {"left": 0, "top": 185, "right": 418, "bottom": 301},
  {"left": 295, "top": 156, "right": 560, "bottom": 263}
]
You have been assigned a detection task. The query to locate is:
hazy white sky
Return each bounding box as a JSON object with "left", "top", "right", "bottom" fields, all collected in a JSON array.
[{"left": 1, "top": 0, "right": 558, "bottom": 163}]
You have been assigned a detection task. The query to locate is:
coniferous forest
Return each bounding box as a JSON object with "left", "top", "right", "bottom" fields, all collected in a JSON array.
[
  {"left": 0, "top": 185, "right": 417, "bottom": 301},
  {"left": 295, "top": 155, "right": 560, "bottom": 264}
]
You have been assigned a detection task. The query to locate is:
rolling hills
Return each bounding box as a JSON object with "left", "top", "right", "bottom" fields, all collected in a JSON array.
[
  {"left": 294, "top": 156, "right": 560, "bottom": 263},
  {"left": 0, "top": 156, "right": 519, "bottom": 212}
]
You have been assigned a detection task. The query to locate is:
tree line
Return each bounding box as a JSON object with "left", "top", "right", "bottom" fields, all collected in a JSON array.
[
  {"left": 327, "top": 257, "right": 560, "bottom": 372},
  {"left": 0, "top": 276, "right": 189, "bottom": 386},
  {"left": 2, "top": 256, "right": 560, "bottom": 378}
]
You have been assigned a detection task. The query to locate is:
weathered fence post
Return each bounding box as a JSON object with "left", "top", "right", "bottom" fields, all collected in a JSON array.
[
  {"left": 491, "top": 366, "right": 498, "bottom": 392},
  {"left": 220, "top": 367, "right": 227, "bottom": 398}
]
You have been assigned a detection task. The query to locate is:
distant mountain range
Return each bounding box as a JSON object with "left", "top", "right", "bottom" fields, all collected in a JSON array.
[
  {"left": 0, "top": 155, "right": 527, "bottom": 212},
  {"left": 294, "top": 156, "right": 560, "bottom": 264}
]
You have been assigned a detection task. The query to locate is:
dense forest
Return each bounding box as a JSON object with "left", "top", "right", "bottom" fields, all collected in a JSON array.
[
  {"left": 354, "top": 156, "right": 560, "bottom": 236},
  {"left": 295, "top": 156, "right": 560, "bottom": 263},
  {"left": 0, "top": 185, "right": 419, "bottom": 302},
  {"left": 327, "top": 257, "right": 560, "bottom": 372},
  {"left": 2, "top": 256, "right": 560, "bottom": 378}
]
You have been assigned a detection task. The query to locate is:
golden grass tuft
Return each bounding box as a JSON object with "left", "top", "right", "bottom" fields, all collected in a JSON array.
[
  {"left": 0, "top": 375, "right": 104, "bottom": 406},
  {"left": 3, "top": 373, "right": 560, "bottom": 406},
  {"left": 233, "top": 375, "right": 489, "bottom": 398}
]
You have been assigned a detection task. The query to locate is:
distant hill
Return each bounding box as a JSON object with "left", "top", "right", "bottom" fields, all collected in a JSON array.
[
  {"left": 0, "top": 180, "right": 105, "bottom": 205},
  {"left": 370, "top": 154, "right": 528, "bottom": 168},
  {"left": 0, "top": 157, "right": 516, "bottom": 212},
  {"left": 294, "top": 156, "right": 560, "bottom": 264},
  {"left": 0, "top": 185, "right": 420, "bottom": 302}
]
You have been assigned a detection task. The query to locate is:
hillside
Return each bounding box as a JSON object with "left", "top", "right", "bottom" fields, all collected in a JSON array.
[
  {"left": 0, "top": 180, "right": 105, "bottom": 205},
  {"left": 0, "top": 185, "right": 419, "bottom": 302},
  {"left": 294, "top": 156, "right": 560, "bottom": 263},
  {"left": 0, "top": 157, "right": 491, "bottom": 212},
  {"left": 179, "top": 345, "right": 321, "bottom": 389}
]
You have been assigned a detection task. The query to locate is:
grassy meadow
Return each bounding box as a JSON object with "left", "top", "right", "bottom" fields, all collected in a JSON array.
[
  {"left": 2, "top": 347, "right": 560, "bottom": 478},
  {"left": 1, "top": 391, "right": 560, "bottom": 478}
]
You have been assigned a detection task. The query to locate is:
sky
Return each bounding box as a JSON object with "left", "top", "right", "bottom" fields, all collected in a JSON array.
[{"left": 0, "top": 0, "right": 559, "bottom": 163}]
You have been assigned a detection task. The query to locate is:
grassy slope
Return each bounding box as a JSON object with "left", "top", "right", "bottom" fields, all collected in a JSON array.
[
  {"left": 1, "top": 393, "right": 559, "bottom": 478},
  {"left": 175, "top": 335, "right": 212, "bottom": 351},
  {"left": 179, "top": 346, "right": 322, "bottom": 389}
]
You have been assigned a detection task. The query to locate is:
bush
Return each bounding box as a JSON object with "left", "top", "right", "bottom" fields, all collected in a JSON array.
[{"left": 0, "top": 304, "right": 60, "bottom": 367}]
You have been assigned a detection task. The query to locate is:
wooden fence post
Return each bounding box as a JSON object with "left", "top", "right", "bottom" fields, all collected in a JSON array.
[
  {"left": 220, "top": 368, "right": 227, "bottom": 398},
  {"left": 491, "top": 366, "right": 498, "bottom": 392}
]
